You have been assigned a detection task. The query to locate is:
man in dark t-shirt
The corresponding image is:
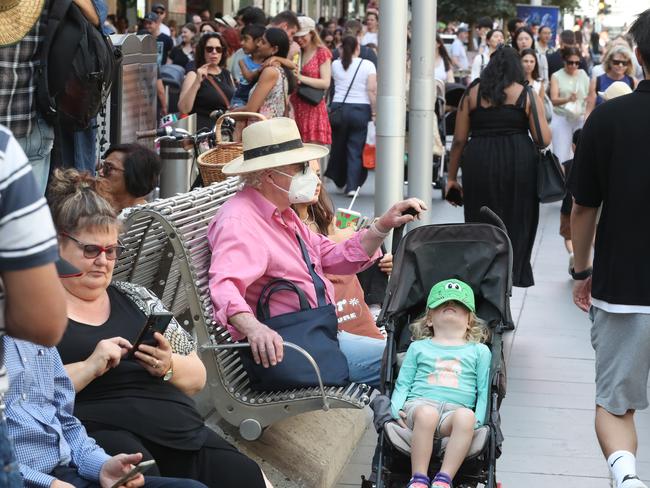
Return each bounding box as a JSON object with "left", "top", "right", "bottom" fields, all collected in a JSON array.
[
  {"left": 143, "top": 12, "right": 173, "bottom": 65},
  {"left": 569, "top": 9, "right": 650, "bottom": 488},
  {"left": 547, "top": 29, "right": 589, "bottom": 77}
]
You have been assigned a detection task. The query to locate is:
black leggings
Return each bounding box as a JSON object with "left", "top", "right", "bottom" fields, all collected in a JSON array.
[{"left": 90, "top": 428, "right": 265, "bottom": 488}]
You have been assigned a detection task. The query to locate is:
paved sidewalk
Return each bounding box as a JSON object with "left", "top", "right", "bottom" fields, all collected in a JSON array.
[{"left": 329, "top": 179, "right": 650, "bottom": 487}]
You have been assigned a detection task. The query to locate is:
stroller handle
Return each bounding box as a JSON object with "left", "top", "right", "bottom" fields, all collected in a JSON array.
[{"left": 479, "top": 207, "right": 507, "bottom": 234}]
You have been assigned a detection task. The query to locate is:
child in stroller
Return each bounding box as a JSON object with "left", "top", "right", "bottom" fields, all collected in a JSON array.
[{"left": 392, "top": 279, "right": 491, "bottom": 488}]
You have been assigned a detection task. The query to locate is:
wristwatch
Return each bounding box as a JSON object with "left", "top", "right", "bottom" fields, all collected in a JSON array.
[
  {"left": 162, "top": 360, "right": 174, "bottom": 381},
  {"left": 570, "top": 266, "right": 593, "bottom": 280}
]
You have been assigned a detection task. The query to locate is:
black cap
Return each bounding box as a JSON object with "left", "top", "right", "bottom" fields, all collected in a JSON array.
[
  {"left": 143, "top": 12, "right": 159, "bottom": 22},
  {"left": 152, "top": 3, "right": 165, "bottom": 12},
  {"left": 56, "top": 258, "right": 82, "bottom": 278}
]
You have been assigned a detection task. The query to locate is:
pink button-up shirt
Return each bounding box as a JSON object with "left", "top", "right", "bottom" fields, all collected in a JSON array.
[{"left": 207, "top": 186, "right": 381, "bottom": 341}]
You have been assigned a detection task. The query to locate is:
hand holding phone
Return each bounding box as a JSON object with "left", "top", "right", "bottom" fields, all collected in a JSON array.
[
  {"left": 110, "top": 460, "right": 156, "bottom": 488},
  {"left": 445, "top": 186, "right": 464, "bottom": 206},
  {"left": 127, "top": 312, "right": 174, "bottom": 360}
]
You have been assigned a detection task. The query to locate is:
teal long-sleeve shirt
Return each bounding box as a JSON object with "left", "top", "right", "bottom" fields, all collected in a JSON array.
[{"left": 390, "top": 339, "right": 492, "bottom": 426}]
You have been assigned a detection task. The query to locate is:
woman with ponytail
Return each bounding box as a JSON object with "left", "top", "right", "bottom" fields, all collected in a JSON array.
[
  {"left": 48, "top": 169, "right": 273, "bottom": 488},
  {"left": 324, "top": 35, "right": 377, "bottom": 196},
  {"left": 446, "top": 46, "right": 552, "bottom": 288}
]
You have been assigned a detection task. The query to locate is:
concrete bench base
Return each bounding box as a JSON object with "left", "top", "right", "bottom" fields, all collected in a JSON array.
[{"left": 206, "top": 408, "right": 372, "bottom": 488}]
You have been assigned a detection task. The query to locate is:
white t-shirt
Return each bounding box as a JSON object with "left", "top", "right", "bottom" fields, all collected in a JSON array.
[
  {"left": 361, "top": 31, "right": 378, "bottom": 46},
  {"left": 332, "top": 57, "right": 376, "bottom": 105},
  {"left": 160, "top": 22, "right": 171, "bottom": 37},
  {"left": 450, "top": 38, "right": 468, "bottom": 70},
  {"left": 435, "top": 57, "right": 449, "bottom": 83}
]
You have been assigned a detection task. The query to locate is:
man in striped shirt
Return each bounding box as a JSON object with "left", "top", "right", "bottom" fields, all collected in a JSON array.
[{"left": 0, "top": 124, "right": 67, "bottom": 485}]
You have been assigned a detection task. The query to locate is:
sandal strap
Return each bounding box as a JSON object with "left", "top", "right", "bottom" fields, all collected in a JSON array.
[{"left": 407, "top": 473, "right": 430, "bottom": 487}]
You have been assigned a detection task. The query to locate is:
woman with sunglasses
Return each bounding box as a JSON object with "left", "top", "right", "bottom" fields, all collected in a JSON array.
[
  {"left": 97, "top": 143, "right": 161, "bottom": 213},
  {"left": 549, "top": 46, "right": 590, "bottom": 162},
  {"left": 48, "top": 169, "right": 273, "bottom": 488},
  {"left": 178, "top": 32, "right": 235, "bottom": 131},
  {"left": 585, "top": 45, "right": 636, "bottom": 118}
]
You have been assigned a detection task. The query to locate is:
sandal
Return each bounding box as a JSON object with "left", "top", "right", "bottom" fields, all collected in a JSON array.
[
  {"left": 431, "top": 472, "right": 452, "bottom": 488},
  {"left": 406, "top": 473, "right": 430, "bottom": 488}
]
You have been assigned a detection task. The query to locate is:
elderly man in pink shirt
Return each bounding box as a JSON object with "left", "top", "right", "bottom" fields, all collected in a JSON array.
[{"left": 208, "top": 117, "right": 426, "bottom": 386}]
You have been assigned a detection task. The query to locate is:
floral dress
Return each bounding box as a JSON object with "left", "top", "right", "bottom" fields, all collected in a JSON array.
[
  {"left": 251, "top": 66, "right": 289, "bottom": 120},
  {"left": 290, "top": 46, "right": 332, "bottom": 144}
]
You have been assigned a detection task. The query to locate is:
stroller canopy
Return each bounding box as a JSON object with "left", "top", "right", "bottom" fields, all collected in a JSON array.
[{"left": 381, "top": 222, "right": 513, "bottom": 329}]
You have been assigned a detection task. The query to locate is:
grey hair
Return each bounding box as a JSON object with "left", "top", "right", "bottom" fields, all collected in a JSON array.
[
  {"left": 240, "top": 171, "right": 265, "bottom": 189},
  {"left": 603, "top": 44, "right": 635, "bottom": 76}
]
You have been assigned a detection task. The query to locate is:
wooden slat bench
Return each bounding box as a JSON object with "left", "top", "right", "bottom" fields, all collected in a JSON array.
[{"left": 114, "top": 179, "right": 371, "bottom": 441}]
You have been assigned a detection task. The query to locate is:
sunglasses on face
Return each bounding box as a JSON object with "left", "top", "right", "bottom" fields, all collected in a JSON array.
[
  {"left": 611, "top": 59, "right": 629, "bottom": 66},
  {"left": 97, "top": 159, "right": 125, "bottom": 176},
  {"left": 565, "top": 60, "right": 580, "bottom": 66},
  {"left": 61, "top": 233, "right": 126, "bottom": 260},
  {"left": 205, "top": 45, "right": 223, "bottom": 53}
]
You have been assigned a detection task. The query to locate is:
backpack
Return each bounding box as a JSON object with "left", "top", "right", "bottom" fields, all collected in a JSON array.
[{"left": 36, "top": 0, "right": 122, "bottom": 130}]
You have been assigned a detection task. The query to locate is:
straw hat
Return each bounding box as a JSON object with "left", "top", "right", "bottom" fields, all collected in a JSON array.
[
  {"left": 222, "top": 118, "right": 329, "bottom": 175},
  {"left": 0, "top": 0, "right": 45, "bottom": 47},
  {"left": 216, "top": 15, "right": 237, "bottom": 29},
  {"left": 295, "top": 16, "right": 316, "bottom": 37},
  {"left": 598, "top": 81, "right": 633, "bottom": 101}
]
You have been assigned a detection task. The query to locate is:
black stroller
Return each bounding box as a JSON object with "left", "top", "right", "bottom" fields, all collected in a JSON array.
[{"left": 364, "top": 208, "right": 512, "bottom": 488}]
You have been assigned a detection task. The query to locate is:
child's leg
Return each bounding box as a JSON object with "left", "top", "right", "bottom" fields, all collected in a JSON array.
[
  {"left": 410, "top": 405, "right": 441, "bottom": 475},
  {"left": 433, "top": 408, "right": 476, "bottom": 485}
]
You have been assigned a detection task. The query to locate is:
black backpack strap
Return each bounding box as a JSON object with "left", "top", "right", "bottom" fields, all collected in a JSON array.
[{"left": 37, "top": 0, "right": 74, "bottom": 116}]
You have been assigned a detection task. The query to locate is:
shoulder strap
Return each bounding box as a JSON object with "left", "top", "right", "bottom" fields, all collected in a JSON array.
[
  {"left": 295, "top": 233, "right": 328, "bottom": 307},
  {"left": 206, "top": 74, "right": 231, "bottom": 109},
  {"left": 37, "top": 0, "right": 74, "bottom": 115},
  {"left": 526, "top": 85, "right": 544, "bottom": 149},
  {"left": 515, "top": 85, "right": 528, "bottom": 107},
  {"left": 341, "top": 58, "right": 364, "bottom": 104}
]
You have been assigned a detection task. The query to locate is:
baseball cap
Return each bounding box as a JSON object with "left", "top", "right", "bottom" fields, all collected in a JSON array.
[
  {"left": 295, "top": 16, "right": 316, "bottom": 37},
  {"left": 152, "top": 3, "right": 165, "bottom": 12},
  {"left": 457, "top": 25, "right": 469, "bottom": 33},
  {"left": 56, "top": 257, "right": 82, "bottom": 278},
  {"left": 143, "top": 12, "right": 159, "bottom": 23},
  {"left": 426, "top": 279, "right": 475, "bottom": 313}
]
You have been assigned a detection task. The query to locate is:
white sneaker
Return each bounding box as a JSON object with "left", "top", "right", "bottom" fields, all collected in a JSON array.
[
  {"left": 621, "top": 475, "right": 648, "bottom": 488},
  {"left": 568, "top": 253, "right": 575, "bottom": 275}
]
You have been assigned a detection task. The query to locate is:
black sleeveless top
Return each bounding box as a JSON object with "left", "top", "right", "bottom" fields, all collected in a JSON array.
[
  {"left": 469, "top": 82, "right": 530, "bottom": 137},
  {"left": 57, "top": 286, "right": 211, "bottom": 450}
]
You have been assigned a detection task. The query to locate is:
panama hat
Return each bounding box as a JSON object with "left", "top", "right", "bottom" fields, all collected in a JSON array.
[
  {"left": 295, "top": 16, "right": 316, "bottom": 37},
  {"left": 222, "top": 118, "right": 329, "bottom": 175},
  {"left": 598, "top": 80, "right": 632, "bottom": 101},
  {"left": 0, "top": 0, "right": 45, "bottom": 47},
  {"left": 215, "top": 15, "right": 237, "bottom": 29},
  {"left": 427, "top": 279, "right": 476, "bottom": 313}
]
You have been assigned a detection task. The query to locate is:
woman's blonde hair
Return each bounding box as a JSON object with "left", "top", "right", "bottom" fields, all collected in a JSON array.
[
  {"left": 47, "top": 169, "right": 120, "bottom": 235},
  {"left": 603, "top": 45, "right": 635, "bottom": 77},
  {"left": 410, "top": 307, "right": 490, "bottom": 343}
]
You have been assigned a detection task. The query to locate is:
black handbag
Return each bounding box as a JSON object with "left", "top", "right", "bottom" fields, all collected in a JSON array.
[
  {"left": 239, "top": 234, "right": 350, "bottom": 391},
  {"left": 298, "top": 85, "right": 326, "bottom": 105},
  {"left": 527, "top": 86, "right": 566, "bottom": 203},
  {"left": 328, "top": 59, "right": 364, "bottom": 127}
]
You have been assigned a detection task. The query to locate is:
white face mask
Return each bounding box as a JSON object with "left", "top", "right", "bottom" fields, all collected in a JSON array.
[{"left": 272, "top": 165, "right": 320, "bottom": 204}]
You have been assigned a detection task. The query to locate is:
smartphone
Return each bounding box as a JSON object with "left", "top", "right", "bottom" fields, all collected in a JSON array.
[
  {"left": 402, "top": 207, "right": 420, "bottom": 217},
  {"left": 110, "top": 459, "right": 156, "bottom": 488},
  {"left": 127, "top": 312, "right": 174, "bottom": 359},
  {"left": 445, "top": 187, "right": 464, "bottom": 206}
]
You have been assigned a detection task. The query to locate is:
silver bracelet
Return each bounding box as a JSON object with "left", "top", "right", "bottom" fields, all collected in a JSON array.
[{"left": 369, "top": 221, "right": 390, "bottom": 238}]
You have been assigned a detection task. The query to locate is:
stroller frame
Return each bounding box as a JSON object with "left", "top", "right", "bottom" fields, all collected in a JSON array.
[{"left": 367, "top": 208, "right": 511, "bottom": 488}]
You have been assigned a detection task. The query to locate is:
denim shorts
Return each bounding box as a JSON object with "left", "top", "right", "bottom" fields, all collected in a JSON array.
[
  {"left": 590, "top": 306, "right": 650, "bottom": 415},
  {"left": 0, "top": 417, "right": 22, "bottom": 487},
  {"left": 402, "top": 398, "right": 462, "bottom": 439}
]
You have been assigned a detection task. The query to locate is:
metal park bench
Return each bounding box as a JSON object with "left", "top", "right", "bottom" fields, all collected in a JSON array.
[{"left": 113, "top": 179, "right": 371, "bottom": 441}]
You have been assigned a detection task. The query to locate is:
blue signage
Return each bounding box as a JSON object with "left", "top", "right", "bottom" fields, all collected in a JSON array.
[{"left": 516, "top": 4, "right": 561, "bottom": 49}]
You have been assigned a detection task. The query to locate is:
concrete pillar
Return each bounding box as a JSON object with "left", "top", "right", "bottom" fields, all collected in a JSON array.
[
  {"left": 407, "top": 0, "right": 436, "bottom": 227},
  {"left": 374, "top": 0, "right": 408, "bottom": 248}
]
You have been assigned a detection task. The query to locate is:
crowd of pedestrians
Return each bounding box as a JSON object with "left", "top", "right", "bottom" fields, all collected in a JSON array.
[{"left": 0, "top": 1, "right": 650, "bottom": 488}]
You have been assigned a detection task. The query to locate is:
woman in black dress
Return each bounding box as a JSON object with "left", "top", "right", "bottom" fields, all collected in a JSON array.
[
  {"left": 446, "top": 47, "right": 552, "bottom": 287},
  {"left": 48, "top": 169, "right": 272, "bottom": 488},
  {"left": 178, "top": 32, "right": 235, "bottom": 131}
]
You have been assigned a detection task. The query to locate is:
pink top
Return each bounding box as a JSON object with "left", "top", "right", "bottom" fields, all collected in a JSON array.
[{"left": 207, "top": 186, "right": 381, "bottom": 341}]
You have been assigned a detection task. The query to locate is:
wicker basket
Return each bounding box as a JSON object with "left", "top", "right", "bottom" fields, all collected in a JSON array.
[{"left": 197, "top": 112, "right": 266, "bottom": 185}]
